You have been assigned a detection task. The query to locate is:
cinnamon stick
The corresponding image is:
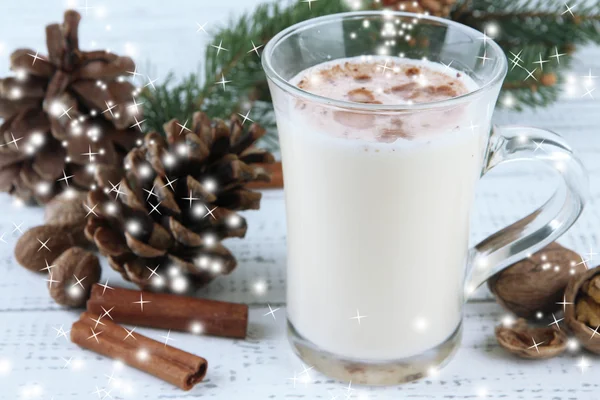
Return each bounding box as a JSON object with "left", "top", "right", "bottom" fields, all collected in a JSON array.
[
  {"left": 87, "top": 284, "right": 248, "bottom": 339},
  {"left": 247, "top": 161, "right": 283, "bottom": 189},
  {"left": 71, "top": 312, "right": 207, "bottom": 390}
]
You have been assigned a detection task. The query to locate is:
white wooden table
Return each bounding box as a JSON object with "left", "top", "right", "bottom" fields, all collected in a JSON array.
[{"left": 1, "top": 1, "right": 600, "bottom": 399}]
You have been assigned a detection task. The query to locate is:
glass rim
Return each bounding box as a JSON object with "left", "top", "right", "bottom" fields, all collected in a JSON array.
[{"left": 262, "top": 10, "right": 508, "bottom": 111}]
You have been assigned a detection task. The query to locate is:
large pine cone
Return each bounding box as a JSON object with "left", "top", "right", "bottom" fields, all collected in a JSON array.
[
  {"left": 382, "top": 0, "right": 457, "bottom": 17},
  {"left": 84, "top": 112, "right": 275, "bottom": 293},
  {"left": 0, "top": 10, "right": 141, "bottom": 204}
]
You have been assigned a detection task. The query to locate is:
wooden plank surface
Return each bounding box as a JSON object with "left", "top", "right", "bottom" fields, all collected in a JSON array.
[
  {"left": 2, "top": 303, "right": 599, "bottom": 400},
  {"left": 0, "top": 0, "right": 599, "bottom": 398}
]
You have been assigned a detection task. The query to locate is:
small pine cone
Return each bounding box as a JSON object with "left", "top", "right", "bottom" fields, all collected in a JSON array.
[
  {"left": 84, "top": 111, "right": 275, "bottom": 293},
  {"left": 0, "top": 10, "right": 142, "bottom": 205},
  {"left": 382, "top": 0, "right": 457, "bottom": 17}
]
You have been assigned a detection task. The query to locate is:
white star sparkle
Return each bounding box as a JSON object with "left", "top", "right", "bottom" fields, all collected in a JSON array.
[
  {"left": 377, "top": 59, "right": 393, "bottom": 74},
  {"left": 527, "top": 337, "right": 545, "bottom": 353},
  {"left": 123, "top": 327, "right": 137, "bottom": 341},
  {"left": 12, "top": 222, "right": 23, "bottom": 233},
  {"left": 556, "top": 295, "right": 574, "bottom": 311},
  {"left": 533, "top": 53, "right": 549, "bottom": 71},
  {"left": 523, "top": 67, "right": 538, "bottom": 81},
  {"left": 6, "top": 133, "right": 23, "bottom": 149},
  {"left": 81, "top": 145, "right": 99, "bottom": 163},
  {"left": 87, "top": 328, "right": 102, "bottom": 343},
  {"left": 148, "top": 202, "right": 162, "bottom": 215},
  {"left": 509, "top": 50, "right": 524, "bottom": 71},
  {"left": 582, "top": 69, "right": 598, "bottom": 82},
  {"left": 196, "top": 22, "right": 208, "bottom": 34},
  {"left": 90, "top": 314, "right": 106, "bottom": 329},
  {"left": 160, "top": 330, "right": 175, "bottom": 346},
  {"left": 37, "top": 238, "right": 50, "bottom": 252},
  {"left": 102, "top": 101, "right": 118, "bottom": 117},
  {"left": 440, "top": 60, "right": 454, "bottom": 71},
  {"left": 108, "top": 180, "right": 126, "bottom": 200},
  {"left": 59, "top": 106, "right": 73, "bottom": 120},
  {"left": 57, "top": 170, "right": 74, "bottom": 186},
  {"left": 126, "top": 66, "right": 143, "bottom": 79},
  {"left": 40, "top": 259, "right": 56, "bottom": 272},
  {"left": 130, "top": 115, "right": 146, "bottom": 131},
  {"left": 350, "top": 309, "right": 367, "bottom": 324},
  {"left": 576, "top": 356, "right": 591, "bottom": 373},
  {"left": 237, "top": 109, "right": 254, "bottom": 125},
  {"left": 548, "top": 314, "right": 564, "bottom": 330},
  {"left": 77, "top": 0, "right": 96, "bottom": 15},
  {"left": 53, "top": 325, "right": 70, "bottom": 340},
  {"left": 215, "top": 74, "right": 232, "bottom": 90},
  {"left": 45, "top": 273, "right": 60, "bottom": 288},
  {"left": 162, "top": 176, "right": 178, "bottom": 191},
  {"left": 84, "top": 203, "right": 99, "bottom": 217},
  {"left": 211, "top": 40, "right": 228, "bottom": 56},
  {"left": 28, "top": 50, "right": 43, "bottom": 65},
  {"left": 144, "top": 185, "right": 158, "bottom": 200},
  {"left": 146, "top": 265, "right": 161, "bottom": 279},
  {"left": 144, "top": 76, "right": 158, "bottom": 90},
  {"left": 582, "top": 87, "right": 595, "bottom": 99},
  {"left": 562, "top": 2, "right": 576, "bottom": 17},
  {"left": 264, "top": 304, "right": 280, "bottom": 320},
  {"left": 248, "top": 41, "right": 263, "bottom": 57},
  {"left": 72, "top": 275, "right": 87, "bottom": 290},
  {"left": 533, "top": 139, "right": 546, "bottom": 152},
  {"left": 133, "top": 293, "right": 151, "bottom": 311},
  {"left": 62, "top": 357, "right": 73, "bottom": 369},
  {"left": 203, "top": 205, "right": 218, "bottom": 220},
  {"left": 100, "top": 306, "right": 114, "bottom": 320},
  {"left": 128, "top": 96, "right": 144, "bottom": 113},
  {"left": 98, "top": 279, "right": 114, "bottom": 295},
  {"left": 584, "top": 247, "right": 598, "bottom": 261},
  {"left": 182, "top": 191, "right": 199, "bottom": 208},
  {"left": 288, "top": 372, "right": 299, "bottom": 388},
  {"left": 476, "top": 49, "right": 493, "bottom": 66},
  {"left": 177, "top": 119, "right": 191, "bottom": 134},
  {"left": 550, "top": 47, "right": 567, "bottom": 64},
  {"left": 302, "top": 0, "right": 319, "bottom": 9}
]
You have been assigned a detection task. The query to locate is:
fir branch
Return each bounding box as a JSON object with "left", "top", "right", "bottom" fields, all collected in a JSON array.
[
  {"left": 453, "top": 0, "right": 600, "bottom": 46},
  {"left": 200, "top": 0, "right": 348, "bottom": 122}
]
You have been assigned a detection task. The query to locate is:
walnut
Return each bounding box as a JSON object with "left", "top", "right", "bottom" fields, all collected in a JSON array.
[
  {"left": 488, "top": 242, "right": 585, "bottom": 319},
  {"left": 44, "top": 191, "right": 88, "bottom": 227},
  {"left": 48, "top": 247, "right": 101, "bottom": 307},
  {"left": 565, "top": 266, "right": 600, "bottom": 354},
  {"left": 495, "top": 318, "right": 567, "bottom": 359},
  {"left": 14, "top": 224, "right": 89, "bottom": 272}
]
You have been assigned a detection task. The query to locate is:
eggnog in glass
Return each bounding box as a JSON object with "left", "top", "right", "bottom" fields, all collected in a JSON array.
[{"left": 262, "top": 11, "right": 587, "bottom": 385}]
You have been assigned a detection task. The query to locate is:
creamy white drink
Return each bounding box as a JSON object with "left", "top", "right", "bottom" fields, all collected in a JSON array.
[{"left": 278, "top": 56, "right": 488, "bottom": 361}]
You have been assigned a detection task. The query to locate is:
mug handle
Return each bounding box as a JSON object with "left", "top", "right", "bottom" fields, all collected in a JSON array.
[{"left": 464, "top": 125, "right": 589, "bottom": 297}]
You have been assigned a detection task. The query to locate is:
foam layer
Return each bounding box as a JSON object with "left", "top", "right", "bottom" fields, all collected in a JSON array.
[
  {"left": 294, "top": 56, "right": 477, "bottom": 105},
  {"left": 289, "top": 56, "right": 480, "bottom": 143}
]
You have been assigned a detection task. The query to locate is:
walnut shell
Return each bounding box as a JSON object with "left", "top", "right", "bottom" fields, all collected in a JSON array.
[
  {"left": 44, "top": 191, "right": 88, "bottom": 227},
  {"left": 488, "top": 242, "right": 585, "bottom": 319},
  {"left": 565, "top": 266, "right": 600, "bottom": 354},
  {"left": 495, "top": 318, "right": 568, "bottom": 359},
  {"left": 14, "top": 224, "right": 89, "bottom": 272},
  {"left": 48, "top": 247, "right": 101, "bottom": 307}
]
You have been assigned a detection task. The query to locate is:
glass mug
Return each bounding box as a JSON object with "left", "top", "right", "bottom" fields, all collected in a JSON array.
[{"left": 262, "top": 11, "right": 588, "bottom": 385}]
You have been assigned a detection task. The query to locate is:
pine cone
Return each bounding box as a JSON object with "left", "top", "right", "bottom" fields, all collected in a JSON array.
[
  {"left": 84, "top": 112, "right": 275, "bottom": 293},
  {"left": 382, "top": 0, "right": 457, "bottom": 17},
  {"left": 0, "top": 10, "right": 142, "bottom": 204}
]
